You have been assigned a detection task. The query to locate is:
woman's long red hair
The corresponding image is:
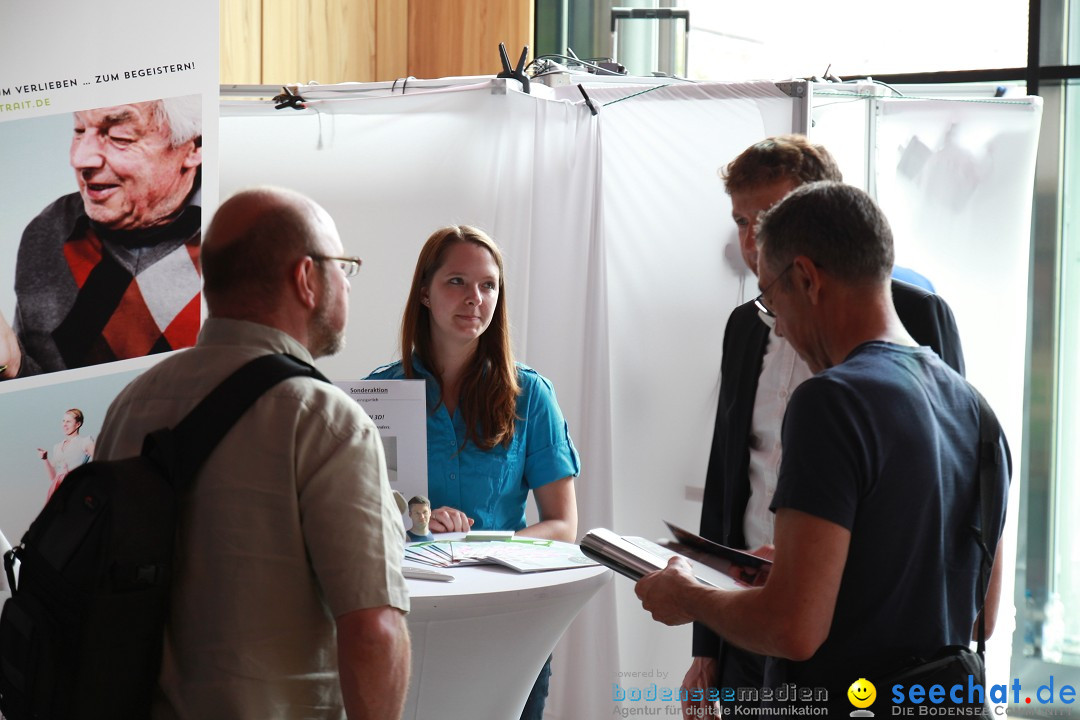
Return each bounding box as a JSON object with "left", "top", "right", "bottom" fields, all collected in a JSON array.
[{"left": 400, "top": 225, "right": 520, "bottom": 450}]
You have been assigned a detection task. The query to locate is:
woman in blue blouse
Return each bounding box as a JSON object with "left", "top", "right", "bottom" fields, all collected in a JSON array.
[{"left": 368, "top": 225, "right": 580, "bottom": 718}]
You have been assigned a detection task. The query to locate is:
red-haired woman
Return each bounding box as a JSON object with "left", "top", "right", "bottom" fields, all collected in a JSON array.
[{"left": 368, "top": 225, "right": 579, "bottom": 719}]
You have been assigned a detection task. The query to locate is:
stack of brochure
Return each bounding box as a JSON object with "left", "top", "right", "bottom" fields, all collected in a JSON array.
[{"left": 404, "top": 538, "right": 599, "bottom": 573}]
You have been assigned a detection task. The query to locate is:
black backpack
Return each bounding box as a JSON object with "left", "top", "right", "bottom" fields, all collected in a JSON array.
[{"left": 0, "top": 353, "right": 328, "bottom": 720}]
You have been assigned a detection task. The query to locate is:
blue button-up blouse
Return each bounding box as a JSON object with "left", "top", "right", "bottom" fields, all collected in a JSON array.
[{"left": 366, "top": 358, "right": 580, "bottom": 531}]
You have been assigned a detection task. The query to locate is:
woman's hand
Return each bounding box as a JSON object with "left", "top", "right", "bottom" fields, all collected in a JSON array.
[
  {"left": 427, "top": 506, "right": 474, "bottom": 533},
  {"left": 37, "top": 447, "right": 48, "bottom": 460}
]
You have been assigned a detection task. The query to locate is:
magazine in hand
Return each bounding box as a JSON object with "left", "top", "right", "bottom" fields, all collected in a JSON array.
[
  {"left": 579, "top": 528, "right": 668, "bottom": 581},
  {"left": 580, "top": 528, "right": 742, "bottom": 590},
  {"left": 662, "top": 520, "right": 771, "bottom": 569}
]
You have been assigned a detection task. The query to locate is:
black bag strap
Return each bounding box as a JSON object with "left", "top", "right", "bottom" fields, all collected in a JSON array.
[
  {"left": 142, "top": 353, "right": 329, "bottom": 489},
  {"left": 972, "top": 387, "right": 1004, "bottom": 656}
]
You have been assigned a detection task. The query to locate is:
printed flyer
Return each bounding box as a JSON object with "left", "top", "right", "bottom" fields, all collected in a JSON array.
[{"left": 335, "top": 379, "right": 429, "bottom": 517}]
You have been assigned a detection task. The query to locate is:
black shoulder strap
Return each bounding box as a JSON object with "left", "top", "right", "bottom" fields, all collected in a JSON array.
[
  {"left": 143, "top": 353, "right": 329, "bottom": 489},
  {"left": 972, "top": 387, "right": 1002, "bottom": 655}
]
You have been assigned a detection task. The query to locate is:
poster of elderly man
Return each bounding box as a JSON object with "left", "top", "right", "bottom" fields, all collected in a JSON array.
[{"left": 0, "top": 94, "right": 203, "bottom": 380}]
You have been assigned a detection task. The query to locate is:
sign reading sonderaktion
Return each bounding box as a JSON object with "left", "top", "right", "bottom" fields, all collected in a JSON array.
[{"left": 335, "top": 379, "right": 428, "bottom": 510}]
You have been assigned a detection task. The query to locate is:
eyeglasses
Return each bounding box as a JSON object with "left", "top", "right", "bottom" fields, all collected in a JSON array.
[
  {"left": 753, "top": 262, "right": 794, "bottom": 319},
  {"left": 310, "top": 255, "right": 362, "bottom": 278}
]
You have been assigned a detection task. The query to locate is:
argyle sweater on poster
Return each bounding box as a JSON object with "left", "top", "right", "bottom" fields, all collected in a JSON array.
[{"left": 12, "top": 192, "right": 202, "bottom": 376}]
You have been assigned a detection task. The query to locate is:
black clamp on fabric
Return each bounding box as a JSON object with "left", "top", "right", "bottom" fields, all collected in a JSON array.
[
  {"left": 497, "top": 42, "right": 531, "bottom": 95},
  {"left": 391, "top": 76, "right": 417, "bottom": 94},
  {"left": 272, "top": 86, "right": 307, "bottom": 110},
  {"left": 578, "top": 85, "right": 598, "bottom": 116}
]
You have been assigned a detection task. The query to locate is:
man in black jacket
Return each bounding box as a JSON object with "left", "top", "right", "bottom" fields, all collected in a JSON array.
[{"left": 682, "top": 136, "right": 965, "bottom": 714}]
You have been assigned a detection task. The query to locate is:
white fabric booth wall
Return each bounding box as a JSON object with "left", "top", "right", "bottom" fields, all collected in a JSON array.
[
  {"left": 219, "top": 82, "right": 621, "bottom": 719},
  {"left": 219, "top": 79, "right": 1041, "bottom": 718},
  {"left": 221, "top": 79, "right": 805, "bottom": 719},
  {"left": 555, "top": 80, "right": 809, "bottom": 706},
  {"left": 811, "top": 89, "right": 1041, "bottom": 689},
  {"left": 871, "top": 97, "right": 1041, "bottom": 689}
]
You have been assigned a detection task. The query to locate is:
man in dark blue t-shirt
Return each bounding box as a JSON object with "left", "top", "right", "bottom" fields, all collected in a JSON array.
[{"left": 635, "top": 182, "right": 1009, "bottom": 716}]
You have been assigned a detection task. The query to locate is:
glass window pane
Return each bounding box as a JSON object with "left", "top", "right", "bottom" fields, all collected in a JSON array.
[
  {"left": 1072, "top": 0, "right": 1080, "bottom": 63},
  {"left": 1048, "top": 78, "right": 1080, "bottom": 665},
  {"left": 680, "top": 0, "right": 1028, "bottom": 79}
]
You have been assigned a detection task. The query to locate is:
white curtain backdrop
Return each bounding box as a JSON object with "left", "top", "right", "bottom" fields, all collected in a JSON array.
[
  {"left": 871, "top": 97, "right": 1042, "bottom": 688},
  {"left": 218, "top": 80, "right": 808, "bottom": 718},
  {"left": 219, "top": 81, "right": 619, "bottom": 719},
  {"left": 555, "top": 81, "right": 804, "bottom": 711},
  {"left": 218, "top": 80, "right": 1040, "bottom": 717}
]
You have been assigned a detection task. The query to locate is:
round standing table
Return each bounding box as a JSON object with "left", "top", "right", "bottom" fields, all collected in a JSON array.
[{"left": 402, "top": 552, "right": 611, "bottom": 719}]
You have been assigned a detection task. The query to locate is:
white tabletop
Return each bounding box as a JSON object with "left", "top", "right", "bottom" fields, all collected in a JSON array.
[
  {"left": 399, "top": 534, "right": 612, "bottom": 719},
  {"left": 403, "top": 532, "right": 610, "bottom": 602},
  {"left": 406, "top": 560, "right": 609, "bottom": 595}
]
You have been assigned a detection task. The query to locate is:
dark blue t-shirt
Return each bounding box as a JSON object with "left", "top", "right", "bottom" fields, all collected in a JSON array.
[{"left": 768, "top": 342, "right": 1007, "bottom": 697}]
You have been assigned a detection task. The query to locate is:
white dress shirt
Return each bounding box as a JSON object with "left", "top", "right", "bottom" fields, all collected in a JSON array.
[
  {"left": 0, "top": 528, "right": 10, "bottom": 593},
  {"left": 743, "top": 327, "right": 813, "bottom": 549}
]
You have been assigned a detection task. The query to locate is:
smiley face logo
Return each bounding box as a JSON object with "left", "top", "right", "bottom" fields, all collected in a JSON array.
[{"left": 847, "top": 678, "right": 876, "bottom": 709}]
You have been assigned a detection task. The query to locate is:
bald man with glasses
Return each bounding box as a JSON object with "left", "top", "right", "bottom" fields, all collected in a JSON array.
[{"left": 96, "top": 187, "right": 410, "bottom": 720}]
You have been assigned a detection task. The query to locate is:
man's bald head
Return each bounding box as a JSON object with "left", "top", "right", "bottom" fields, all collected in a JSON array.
[{"left": 202, "top": 188, "right": 332, "bottom": 319}]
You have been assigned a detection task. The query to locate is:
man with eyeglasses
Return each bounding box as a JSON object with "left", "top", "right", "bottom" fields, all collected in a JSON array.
[
  {"left": 640, "top": 181, "right": 1007, "bottom": 717},
  {"left": 95, "top": 187, "right": 411, "bottom": 720},
  {"left": 679, "top": 136, "right": 966, "bottom": 715}
]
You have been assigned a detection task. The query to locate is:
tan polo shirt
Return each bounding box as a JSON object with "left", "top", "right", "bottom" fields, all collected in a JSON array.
[{"left": 96, "top": 318, "right": 409, "bottom": 720}]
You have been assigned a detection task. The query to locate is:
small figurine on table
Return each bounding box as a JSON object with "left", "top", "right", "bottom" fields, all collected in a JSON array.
[{"left": 406, "top": 495, "right": 434, "bottom": 542}]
